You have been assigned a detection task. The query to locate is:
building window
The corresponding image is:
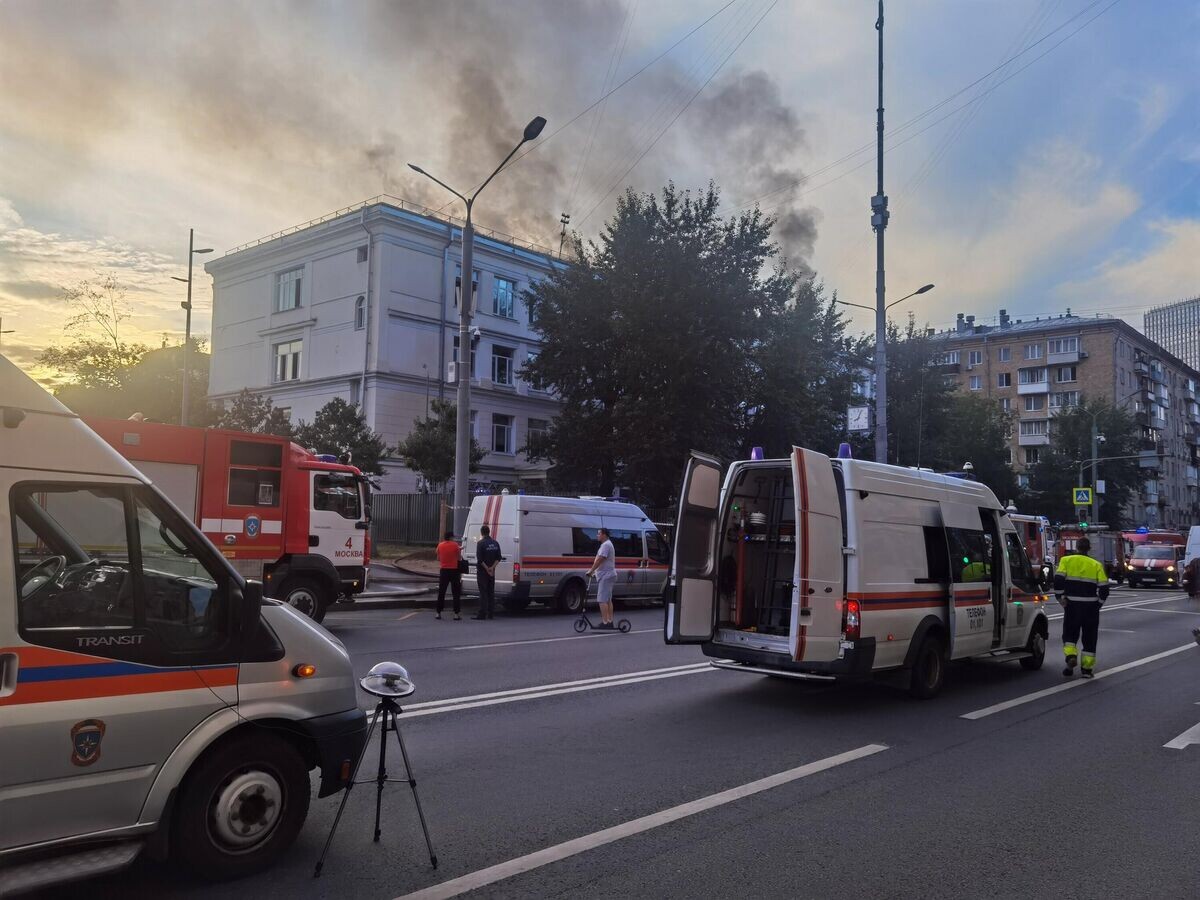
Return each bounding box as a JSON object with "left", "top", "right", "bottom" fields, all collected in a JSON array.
[
  {"left": 968, "top": 350, "right": 983, "bottom": 366},
  {"left": 1120, "top": 369, "right": 1126, "bottom": 386},
  {"left": 357, "top": 245, "right": 368, "bottom": 264},
  {"left": 1050, "top": 391, "right": 1079, "bottom": 409},
  {"left": 1055, "top": 365, "right": 1077, "bottom": 383},
  {"left": 1024, "top": 343, "right": 1042, "bottom": 360},
  {"left": 969, "top": 375, "right": 982, "bottom": 391},
  {"left": 452, "top": 336, "right": 477, "bottom": 377},
  {"left": 1000, "top": 397, "right": 1011, "bottom": 412},
  {"left": 1024, "top": 394, "right": 1045, "bottom": 412},
  {"left": 350, "top": 379, "right": 361, "bottom": 406},
  {"left": 998, "top": 347, "right": 1011, "bottom": 362},
  {"left": 1049, "top": 337, "right": 1078, "bottom": 354},
  {"left": 470, "top": 409, "right": 478, "bottom": 439},
  {"left": 355, "top": 295, "right": 366, "bottom": 330},
  {"left": 454, "top": 264, "right": 479, "bottom": 309},
  {"left": 1018, "top": 474, "right": 1030, "bottom": 489},
  {"left": 493, "top": 277, "right": 517, "bottom": 319},
  {"left": 278, "top": 406, "right": 292, "bottom": 421},
  {"left": 998, "top": 372, "right": 1012, "bottom": 388},
  {"left": 1018, "top": 367, "right": 1046, "bottom": 385},
  {"left": 527, "top": 418, "right": 549, "bottom": 457},
  {"left": 1004, "top": 448, "right": 1013, "bottom": 465},
  {"left": 273, "top": 340, "right": 302, "bottom": 382},
  {"left": 492, "top": 414, "right": 513, "bottom": 454},
  {"left": 276, "top": 268, "right": 303, "bottom": 312},
  {"left": 936, "top": 350, "right": 960, "bottom": 365},
  {"left": 492, "top": 346, "right": 515, "bottom": 385},
  {"left": 1019, "top": 420, "right": 1048, "bottom": 437},
  {"left": 1025, "top": 447, "right": 1041, "bottom": 465}
]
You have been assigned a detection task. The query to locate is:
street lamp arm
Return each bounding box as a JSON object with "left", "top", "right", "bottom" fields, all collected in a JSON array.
[
  {"left": 474, "top": 141, "right": 525, "bottom": 200},
  {"left": 834, "top": 299, "right": 876, "bottom": 313},
  {"left": 407, "top": 164, "right": 467, "bottom": 207}
]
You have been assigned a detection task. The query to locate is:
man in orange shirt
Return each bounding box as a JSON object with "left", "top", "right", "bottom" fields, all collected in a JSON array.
[{"left": 435, "top": 530, "right": 463, "bottom": 620}]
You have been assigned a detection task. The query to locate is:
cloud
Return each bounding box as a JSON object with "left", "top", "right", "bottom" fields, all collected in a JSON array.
[{"left": 1056, "top": 217, "right": 1200, "bottom": 311}]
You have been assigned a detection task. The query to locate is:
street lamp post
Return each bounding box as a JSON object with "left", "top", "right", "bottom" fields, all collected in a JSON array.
[
  {"left": 872, "top": 0, "right": 890, "bottom": 464},
  {"left": 171, "top": 228, "right": 213, "bottom": 426},
  {"left": 409, "top": 116, "right": 547, "bottom": 534}
]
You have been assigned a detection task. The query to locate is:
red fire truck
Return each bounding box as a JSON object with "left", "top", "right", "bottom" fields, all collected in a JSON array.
[{"left": 85, "top": 417, "right": 371, "bottom": 622}]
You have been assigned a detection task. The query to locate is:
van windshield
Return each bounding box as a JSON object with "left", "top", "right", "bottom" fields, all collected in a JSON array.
[{"left": 1132, "top": 545, "right": 1176, "bottom": 560}]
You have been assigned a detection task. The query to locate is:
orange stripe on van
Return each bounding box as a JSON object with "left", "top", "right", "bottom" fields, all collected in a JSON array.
[{"left": 0, "top": 667, "right": 238, "bottom": 707}]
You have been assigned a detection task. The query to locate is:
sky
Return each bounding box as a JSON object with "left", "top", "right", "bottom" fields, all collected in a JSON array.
[{"left": 0, "top": 0, "right": 1196, "bottom": 378}]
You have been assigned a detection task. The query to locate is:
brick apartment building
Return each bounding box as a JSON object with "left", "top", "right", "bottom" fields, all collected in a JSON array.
[{"left": 932, "top": 310, "right": 1200, "bottom": 530}]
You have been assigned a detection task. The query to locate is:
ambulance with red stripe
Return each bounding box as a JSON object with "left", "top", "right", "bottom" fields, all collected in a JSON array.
[
  {"left": 83, "top": 416, "right": 371, "bottom": 623},
  {"left": 0, "top": 356, "right": 367, "bottom": 891},
  {"left": 461, "top": 494, "right": 671, "bottom": 614},
  {"left": 665, "top": 449, "right": 1052, "bottom": 698}
]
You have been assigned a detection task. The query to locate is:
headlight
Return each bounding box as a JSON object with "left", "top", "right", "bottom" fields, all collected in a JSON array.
[
  {"left": 1167, "top": 565, "right": 1175, "bottom": 572},
  {"left": 1125, "top": 564, "right": 1133, "bottom": 570}
]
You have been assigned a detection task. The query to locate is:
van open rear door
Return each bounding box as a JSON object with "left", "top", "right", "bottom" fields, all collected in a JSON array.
[
  {"left": 789, "top": 448, "right": 844, "bottom": 662},
  {"left": 665, "top": 452, "right": 722, "bottom": 644}
]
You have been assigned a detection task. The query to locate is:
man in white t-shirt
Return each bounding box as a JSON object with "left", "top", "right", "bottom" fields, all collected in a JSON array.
[{"left": 585, "top": 527, "right": 618, "bottom": 629}]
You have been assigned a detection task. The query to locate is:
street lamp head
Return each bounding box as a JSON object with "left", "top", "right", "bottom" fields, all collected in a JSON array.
[
  {"left": 916, "top": 283, "right": 935, "bottom": 295},
  {"left": 522, "top": 116, "right": 547, "bottom": 142},
  {"left": 194, "top": 248, "right": 214, "bottom": 255},
  {"left": 408, "top": 163, "right": 426, "bottom": 175},
  {"left": 180, "top": 302, "right": 191, "bottom": 311}
]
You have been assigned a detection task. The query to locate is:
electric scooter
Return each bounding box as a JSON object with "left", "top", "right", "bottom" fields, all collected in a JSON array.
[{"left": 573, "top": 576, "right": 632, "bottom": 633}]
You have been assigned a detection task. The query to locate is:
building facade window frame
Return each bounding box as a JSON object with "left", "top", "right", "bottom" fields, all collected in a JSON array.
[
  {"left": 492, "top": 276, "right": 517, "bottom": 319},
  {"left": 492, "top": 345, "right": 515, "bottom": 386},
  {"left": 275, "top": 267, "right": 303, "bottom": 312},
  {"left": 492, "top": 413, "right": 513, "bottom": 454},
  {"left": 273, "top": 339, "right": 302, "bottom": 383}
]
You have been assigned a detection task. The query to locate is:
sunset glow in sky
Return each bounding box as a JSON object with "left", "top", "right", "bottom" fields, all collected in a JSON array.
[{"left": 0, "top": 0, "right": 1195, "bottom": 379}]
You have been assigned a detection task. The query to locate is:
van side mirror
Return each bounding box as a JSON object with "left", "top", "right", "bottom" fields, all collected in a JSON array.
[{"left": 243, "top": 579, "right": 264, "bottom": 621}]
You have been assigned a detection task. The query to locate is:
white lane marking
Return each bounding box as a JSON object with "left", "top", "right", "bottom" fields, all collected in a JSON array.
[
  {"left": 396, "top": 743, "right": 889, "bottom": 900},
  {"left": 1115, "top": 607, "right": 1200, "bottom": 616},
  {"left": 1047, "top": 595, "right": 1182, "bottom": 620},
  {"left": 359, "top": 663, "right": 711, "bottom": 715},
  {"left": 1164, "top": 721, "right": 1200, "bottom": 750},
  {"left": 1099, "top": 628, "right": 1136, "bottom": 634},
  {"left": 962, "top": 643, "right": 1197, "bottom": 720},
  {"left": 451, "top": 628, "right": 657, "bottom": 650}
]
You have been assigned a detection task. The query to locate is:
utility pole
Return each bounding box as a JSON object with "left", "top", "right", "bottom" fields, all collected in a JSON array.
[
  {"left": 1091, "top": 421, "right": 1100, "bottom": 523},
  {"left": 872, "top": 0, "right": 891, "bottom": 464},
  {"left": 172, "top": 229, "right": 213, "bottom": 426},
  {"left": 558, "top": 212, "right": 571, "bottom": 256}
]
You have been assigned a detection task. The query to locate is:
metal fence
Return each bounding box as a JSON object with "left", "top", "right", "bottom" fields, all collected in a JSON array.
[{"left": 369, "top": 492, "right": 677, "bottom": 547}]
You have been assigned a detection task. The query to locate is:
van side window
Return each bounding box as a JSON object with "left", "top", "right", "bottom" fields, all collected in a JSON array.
[
  {"left": 13, "top": 486, "right": 135, "bottom": 630},
  {"left": 1005, "top": 533, "right": 1039, "bottom": 593},
  {"left": 606, "top": 530, "right": 642, "bottom": 557},
  {"left": 947, "top": 528, "right": 992, "bottom": 583},
  {"left": 571, "top": 528, "right": 600, "bottom": 556},
  {"left": 646, "top": 530, "right": 670, "bottom": 564},
  {"left": 13, "top": 484, "right": 231, "bottom": 657},
  {"left": 922, "top": 526, "right": 950, "bottom": 582}
]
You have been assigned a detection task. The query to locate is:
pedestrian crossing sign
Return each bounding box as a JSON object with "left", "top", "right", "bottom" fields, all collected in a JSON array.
[{"left": 1073, "top": 487, "right": 1092, "bottom": 505}]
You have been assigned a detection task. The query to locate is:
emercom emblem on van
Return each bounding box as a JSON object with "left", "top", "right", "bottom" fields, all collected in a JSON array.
[
  {"left": 245, "top": 515, "right": 261, "bottom": 538},
  {"left": 70, "top": 719, "right": 106, "bottom": 767}
]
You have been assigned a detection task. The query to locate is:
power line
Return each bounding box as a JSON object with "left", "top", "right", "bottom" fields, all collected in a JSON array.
[
  {"left": 723, "top": 0, "right": 1113, "bottom": 216},
  {"left": 577, "top": 0, "right": 779, "bottom": 227}
]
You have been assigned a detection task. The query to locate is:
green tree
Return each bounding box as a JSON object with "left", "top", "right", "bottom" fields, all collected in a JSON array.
[
  {"left": 940, "top": 394, "right": 1021, "bottom": 504},
  {"left": 293, "top": 398, "right": 392, "bottom": 476},
  {"left": 884, "top": 317, "right": 956, "bottom": 468},
  {"left": 393, "top": 399, "right": 486, "bottom": 490},
  {"left": 1027, "top": 401, "right": 1141, "bottom": 527},
  {"left": 525, "top": 181, "right": 839, "bottom": 506},
  {"left": 216, "top": 388, "right": 295, "bottom": 437}
]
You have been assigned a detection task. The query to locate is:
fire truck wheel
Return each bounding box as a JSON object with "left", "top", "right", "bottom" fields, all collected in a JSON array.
[
  {"left": 279, "top": 577, "right": 329, "bottom": 622},
  {"left": 1127, "top": 577, "right": 1140, "bottom": 589},
  {"left": 557, "top": 580, "right": 587, "bottom": 615},
  {"left": 908, "top": 633, "right": 946, "bottom": 700},
  {"left": 173, "top": 732, "right": 310, "bottom": 881}
]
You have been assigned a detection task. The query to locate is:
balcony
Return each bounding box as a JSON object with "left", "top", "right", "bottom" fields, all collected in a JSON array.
[
  {"left": 1017, "top": 380, "right": 1049, "bottom": 395},
  {"left": 1018, "top": 431, "right": 1050, "bottom": 447},
  {"left": 1187, "top": 467, "right": 1199, "bottom": 488},
  {"left": 1142, "top": 481, "right": 1160, "bottom": 504},
  {"left": 1048, "top": 349, "right": 1080, "bottom": 365}
]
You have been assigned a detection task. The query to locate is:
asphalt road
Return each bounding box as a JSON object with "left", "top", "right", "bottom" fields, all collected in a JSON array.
[{"left": 41, "top": 586, "right": 1200, "bottom": 899}]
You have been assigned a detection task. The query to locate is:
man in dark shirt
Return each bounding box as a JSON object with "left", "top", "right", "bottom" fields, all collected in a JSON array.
[{"left": 473, "top": 524, "right": 502, "bottom": 620}]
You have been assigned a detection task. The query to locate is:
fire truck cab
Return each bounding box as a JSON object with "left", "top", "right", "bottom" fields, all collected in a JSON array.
[{"left": 85, "top": 418, "right": 371, "bottom": 622}]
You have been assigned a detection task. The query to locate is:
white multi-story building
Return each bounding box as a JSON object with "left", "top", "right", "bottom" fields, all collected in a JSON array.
[{"left": 205, "top": 196, "right": 562, "bottom": 492}]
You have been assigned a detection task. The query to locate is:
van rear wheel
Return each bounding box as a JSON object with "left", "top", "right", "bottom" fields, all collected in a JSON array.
[
  {"left": 558, "top": 581, "right": 587, "bottom": 615},
  {"left": 909, "top": 633, "right": 946, "bottom": 699},
  {"left": 173, "top": 733, "right": 310, "bottom": 881}
]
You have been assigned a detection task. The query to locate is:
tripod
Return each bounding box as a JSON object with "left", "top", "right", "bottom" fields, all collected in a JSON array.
[{"left": 314, "top": 695, "right": 437, "bottom": 877}]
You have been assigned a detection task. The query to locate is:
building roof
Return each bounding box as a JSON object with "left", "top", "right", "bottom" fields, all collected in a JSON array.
[
  {"left": 217, "top": 194, "right": 564, "bottom": 267},
  {"left": 935, "top": 311, "right": 1200, "bottom": 379}
]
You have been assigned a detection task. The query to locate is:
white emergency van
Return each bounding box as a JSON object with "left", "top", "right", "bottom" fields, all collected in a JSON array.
[
  {"left": 461, "top": 494, "right": 670, "bottom": 614},
  {"left": 665, "top": 448, "right": 1052, "bottom": 697},
  {"left": 0, "top": 356, "right": 367, "bottom": 893}
]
